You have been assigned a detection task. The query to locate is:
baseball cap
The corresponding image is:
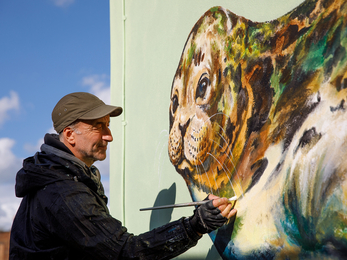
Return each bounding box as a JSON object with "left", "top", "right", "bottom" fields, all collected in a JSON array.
[{"left": 52, "top": 92, "right": 123, "bottom": 133}]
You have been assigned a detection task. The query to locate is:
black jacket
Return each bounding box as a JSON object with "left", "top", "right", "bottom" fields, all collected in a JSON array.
[{"left": 10, "top": 134, "right": 200, "bottom": 260}]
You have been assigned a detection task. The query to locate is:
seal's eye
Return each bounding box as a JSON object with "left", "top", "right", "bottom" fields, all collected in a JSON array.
[
  {"left": 171, "top": 94, "right": 179, "bottom": 114},
  {"left": 196, "top": 74, "right": 211, "bottom": 103}
]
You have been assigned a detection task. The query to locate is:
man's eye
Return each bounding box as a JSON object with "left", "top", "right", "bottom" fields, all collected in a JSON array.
[{"left": 93, "top": 125, "right": 102, "bottom": 130}]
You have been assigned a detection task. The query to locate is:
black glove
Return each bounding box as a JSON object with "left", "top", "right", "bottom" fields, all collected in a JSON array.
[{"left": 189, "top": 199, "right": 227, "bottom": 234}]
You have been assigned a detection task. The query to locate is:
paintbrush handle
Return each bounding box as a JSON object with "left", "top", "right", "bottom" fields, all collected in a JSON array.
[
  {"left": 139, "top": 200, "right": 208, "bottom": 211},
  {"left": 139, "top": 196, "right": 237, "bottom": 211}
]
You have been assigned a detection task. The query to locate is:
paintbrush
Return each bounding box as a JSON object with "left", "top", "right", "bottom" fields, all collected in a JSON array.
[{"left": 140, "top": 196, "right": 237, "bottom": 211}]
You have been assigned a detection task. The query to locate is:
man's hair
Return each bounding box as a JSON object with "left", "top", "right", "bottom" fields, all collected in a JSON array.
[{"left": 58, "top": 120, "right": 82, "bottom": 140}]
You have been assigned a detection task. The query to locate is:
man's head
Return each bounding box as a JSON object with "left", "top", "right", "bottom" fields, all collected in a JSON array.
[{"left": 52, "top": 92, "right": 122, "bottom": 166}]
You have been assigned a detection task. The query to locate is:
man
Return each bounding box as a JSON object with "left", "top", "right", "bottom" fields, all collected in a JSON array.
[{"left": 10, "top": 92, "right": 237, "bottom": 259}]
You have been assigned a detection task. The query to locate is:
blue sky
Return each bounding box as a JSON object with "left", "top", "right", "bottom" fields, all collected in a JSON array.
[{"left": 0, "top": 0, "right": 112, "bottom": 231}]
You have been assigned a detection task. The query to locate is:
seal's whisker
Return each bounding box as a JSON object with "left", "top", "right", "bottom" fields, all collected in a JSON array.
[
  {"left": 207, "top": 152, "right": 238, "bottom": 196},
  {"left": 197, "top": 114, "right": 245, "bottom": 198},
  {"left": 199, "top": 158, "right": 218, "bottom": 195},
  {"left": 210, "top": 137, "right": 244, "bottom": 198},
  {"left": 216, "top": 133, "right": 244, "bottom": 198},
  {"left": 205, "top": 112, "right": 227, "bottom": 122},
  {"left": 194, "top": 164, "right": 204, "bottom": 192}
]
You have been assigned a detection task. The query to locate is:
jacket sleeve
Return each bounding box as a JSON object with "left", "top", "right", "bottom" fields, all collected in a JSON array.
[
  {"left": 41, "top": 180, "right": 201, "bottom": 260},
  {"left": 119, "top": 217, "right": 201, "bottom": 260}
]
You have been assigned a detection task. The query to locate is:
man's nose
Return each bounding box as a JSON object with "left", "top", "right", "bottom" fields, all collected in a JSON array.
[{"left": 102, "top": 127, "right": 113, "bottom": 142}]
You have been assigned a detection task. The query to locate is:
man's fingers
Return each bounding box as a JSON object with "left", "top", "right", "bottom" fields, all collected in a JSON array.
[
  {"left": 226, "top": 208, "right": 237, "bottom": 219},
  {"left": 208, "top": 194, "right": 219, "bottom": 200},
  {"left": 207, "top": 195, "right": 237, "bottom": 219},
  {"left": 219, "top": 203, "right": 237, "bottom": 219},
  {"left": 220, "top": 203, "right": 232, "bottom": 217},
  {"left": 212, "top": 197, "right": 228, "bottom": 207}
]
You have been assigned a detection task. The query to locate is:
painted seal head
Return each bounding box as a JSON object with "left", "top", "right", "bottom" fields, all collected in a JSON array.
[{"left": 168, "top": 7, "right": 253, "bottom": 199}]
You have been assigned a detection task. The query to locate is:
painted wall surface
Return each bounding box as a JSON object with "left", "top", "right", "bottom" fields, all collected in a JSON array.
[
  {"left": 167, "top": 0, "right": 347, "bottom": 258},
  {"left": 109, "top": 0, "right": 347, "bottom": 259}
]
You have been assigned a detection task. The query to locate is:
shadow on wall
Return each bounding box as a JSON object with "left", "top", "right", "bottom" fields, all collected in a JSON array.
[
  {"left": 149, "top": 183, "right": 222, "bottom": 260},
  {"left": 149, "top": 183, "right": 176, "bottom": 230}
]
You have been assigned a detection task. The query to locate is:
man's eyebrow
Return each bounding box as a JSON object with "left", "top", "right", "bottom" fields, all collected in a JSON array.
[{"left": 94, "top": 120, "right": 110, "bottom": 125}]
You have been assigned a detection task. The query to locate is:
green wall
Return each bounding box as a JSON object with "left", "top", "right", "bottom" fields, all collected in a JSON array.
[{"left": 109, "top": 0, "right": 304, "bottom": 259}]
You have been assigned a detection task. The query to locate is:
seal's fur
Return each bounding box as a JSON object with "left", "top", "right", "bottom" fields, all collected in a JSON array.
[{"left": 168, "top": 0, "right": 347, "bottom": 258}]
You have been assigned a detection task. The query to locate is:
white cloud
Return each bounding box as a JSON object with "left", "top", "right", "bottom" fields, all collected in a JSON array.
[
  {"left": 0, "top": 91, "right": 20, "bottom": 127},
  {"left": 0, "top": 138, "right": 22, "bottom": 231},
  {"left": 0, "top": 138, "right": 23, "bottom": 184},
  {"left": 23, "top": 137, "right": 44, "bottom": 154},
  {"left": 23, "top": 127, "right": 55, "bottom": 153},
  {"left": 81, "top": 74, "right": 111, "bottom": 104},
  {"left": 0, "top": 184, "right": 21, "bottom": 232},
  {"left": 51, "top": 0, "right": 75, "bottom": 8}
]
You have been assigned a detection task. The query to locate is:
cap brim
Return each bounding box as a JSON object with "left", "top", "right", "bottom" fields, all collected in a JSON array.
[{"left": 79, "top": 105, "right": 123, "bottom": 120}]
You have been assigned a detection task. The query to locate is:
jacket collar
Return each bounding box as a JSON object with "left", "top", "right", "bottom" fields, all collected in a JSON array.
[{"left": 40, "top": 134, "right": 104, "bottom": 198}]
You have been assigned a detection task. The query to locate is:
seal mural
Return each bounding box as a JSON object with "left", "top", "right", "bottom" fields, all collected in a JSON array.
[{"left": 168, "top": 0, "right": 347, "bottom": 258}]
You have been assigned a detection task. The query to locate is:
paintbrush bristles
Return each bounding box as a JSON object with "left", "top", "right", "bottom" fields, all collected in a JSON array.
[{"left": 228, "top": 196, "right": 237, "bottom": 201}]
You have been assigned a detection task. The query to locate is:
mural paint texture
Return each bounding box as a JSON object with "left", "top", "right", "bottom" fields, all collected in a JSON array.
[{"left": 168, "top": 0, "right": 347, "bottom": 258}]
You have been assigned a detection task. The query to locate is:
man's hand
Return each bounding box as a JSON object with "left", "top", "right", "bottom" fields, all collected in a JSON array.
[
  {"left": 189, "top": 194, "right": 237, "bottom": 235},
  {"left": 208, "top": 194, "right": 237, "bottom": 219}
]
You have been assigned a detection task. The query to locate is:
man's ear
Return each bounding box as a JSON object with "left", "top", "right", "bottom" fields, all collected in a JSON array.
[{"left": 62, "top": 127, "right": 76, "bottom": 146}]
